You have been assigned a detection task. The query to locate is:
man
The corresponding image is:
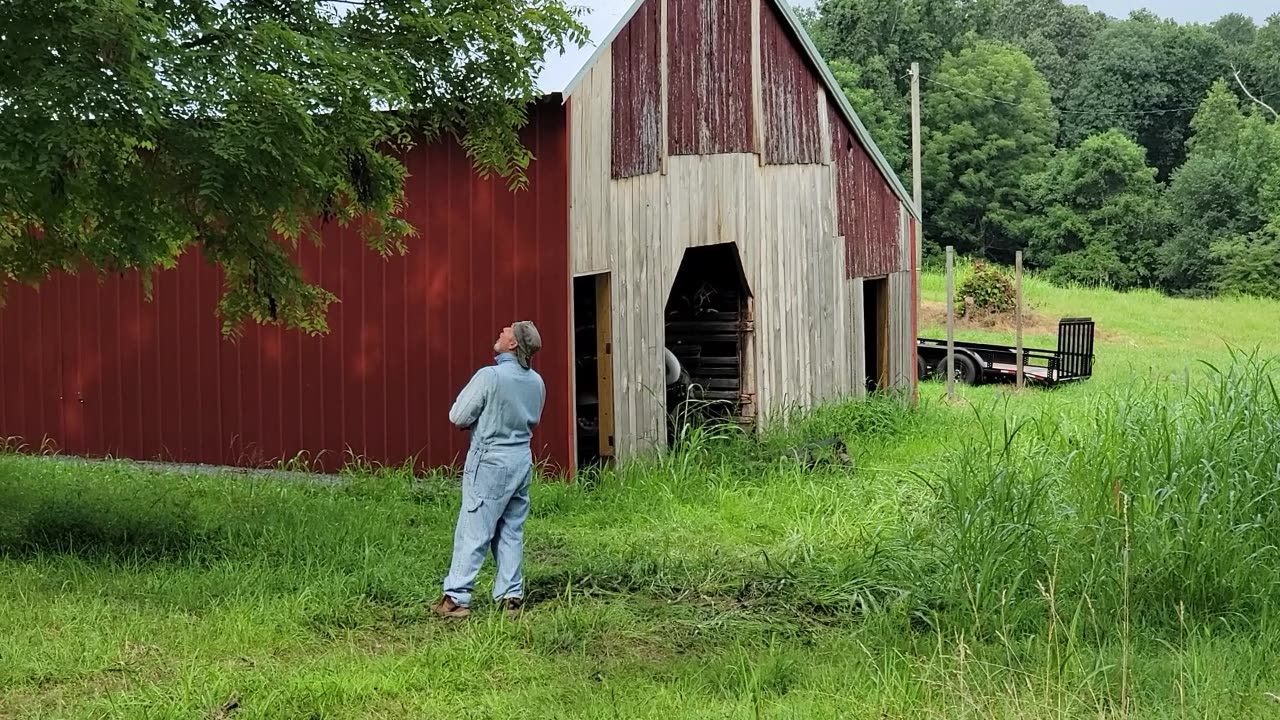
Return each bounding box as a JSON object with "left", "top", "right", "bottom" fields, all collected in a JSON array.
[{"left": 433, "top": 321, "right": 545, "bottom": 620}]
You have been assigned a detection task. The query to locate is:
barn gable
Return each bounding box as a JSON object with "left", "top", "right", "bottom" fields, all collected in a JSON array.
[{"left": 541, "top": 0, "right": 918, "bottom": 219}]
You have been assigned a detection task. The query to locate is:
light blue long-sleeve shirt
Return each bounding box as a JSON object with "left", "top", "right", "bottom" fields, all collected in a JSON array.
[{"left": 449, "top": 353, "right": 546, "bottom": 453}]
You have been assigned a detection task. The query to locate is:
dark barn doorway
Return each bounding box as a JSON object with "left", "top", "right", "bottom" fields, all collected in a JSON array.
[
  {"left": 663, "top": 244, "right": 755, "bottom": 443},
  {"left": 862, "top": 277, "right": 890, "bottom": 393},
  {"left": 573, "top": 273, "right": 615, "bottom": 469}
]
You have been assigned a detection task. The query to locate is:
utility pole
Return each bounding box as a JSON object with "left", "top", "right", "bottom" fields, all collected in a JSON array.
[
  {"left": 911, "top": 61, "right": 921, "bottom": 397},
  {"left": 910, "top": 63, "right": 923, "bottom": 314}
]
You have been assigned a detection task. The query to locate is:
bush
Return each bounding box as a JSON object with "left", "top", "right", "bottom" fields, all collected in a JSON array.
[
  {"left": 1211, "top": 228, "right": 1280, "bottom": 299},
  {"left": 957, "top": 261, "right": 1016, "bottom": 316}
]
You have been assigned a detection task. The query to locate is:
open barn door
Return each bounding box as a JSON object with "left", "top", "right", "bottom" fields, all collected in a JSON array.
[
  {"left": 573, "top": 273, "right": 615, "bottom": 469},
  {"left": 663, "top": 244, "right": 756, "bottom": 443},
  {"left": 862, "top": 277, "right": 890, "bottom": 393}
]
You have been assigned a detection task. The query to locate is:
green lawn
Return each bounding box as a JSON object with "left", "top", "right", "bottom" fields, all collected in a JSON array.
[{"left": 3, "top": 272, "right": 1280, "bottom": 719}]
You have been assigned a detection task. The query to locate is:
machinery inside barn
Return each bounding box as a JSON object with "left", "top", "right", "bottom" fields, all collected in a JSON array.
[{"left": 663, "top": 244, "right": 755, "bottom": 440}]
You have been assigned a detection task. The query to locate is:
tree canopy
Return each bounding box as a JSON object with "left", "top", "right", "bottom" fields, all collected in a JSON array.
[
  {"left": 922, "top": 39, "right": 1057, "bottom": 263},
  {"left": 1021, "top": 130, "right": 1168, "bottom": 289},
  {"left": 809, "top": 2, "right": 1280, "bottom": 299},
  {"left": 0, "top": 0, "right": 585, "bottom": 334}
]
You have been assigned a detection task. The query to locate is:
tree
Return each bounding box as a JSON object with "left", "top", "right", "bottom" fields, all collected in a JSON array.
[
  {"left": 808, "top": 0, "right": 975, "bottom": 99},
  {"left": 1020, "top": 130, "right": 1169, "bottom": 289},
  {"left": 1210, "top": 225, "right": 1280, "bottom": 299},
  {"left": 1212, "top": 10, "right": 1258, "bottom": 77},
  {"left": 828, "top": 58, "right": 909, "bottom": 175},
  {"left": 922, "top": 39, "right": 1057, "bottom": 261},
  {"left": 0, "top": 0, "right": 585, "bottom": 334},
  {"left": 1160, "top": 81, "right": 1280, "bottom": 294},
  {"left": 1062, "top": 13, "right": 1227, "bottom": 178},
  {"left": 1246, "top": 15, "right": 1280, "bottom": 102},
  {"left": 976, "top": 0, "right": 1105, "bottom": 112}
]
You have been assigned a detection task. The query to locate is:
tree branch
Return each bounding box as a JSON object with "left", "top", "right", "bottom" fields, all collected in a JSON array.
[{"left": 1233, "top": 66, "right": 1278, "bottom": 120}]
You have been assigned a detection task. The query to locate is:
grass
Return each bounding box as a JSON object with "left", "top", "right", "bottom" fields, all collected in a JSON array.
[{"left": 4, "top": 271, "right": 1280, "bottom": 718}]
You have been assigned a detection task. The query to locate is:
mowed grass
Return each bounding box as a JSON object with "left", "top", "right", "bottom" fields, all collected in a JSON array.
[{"left": 4, "top": 272, "right": 1280, "bottom": 719}]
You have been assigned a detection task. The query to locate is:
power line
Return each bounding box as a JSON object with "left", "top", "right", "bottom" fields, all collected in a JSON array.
[{"left": 921, "top": 75, "right": 1280, "bottom": 117}]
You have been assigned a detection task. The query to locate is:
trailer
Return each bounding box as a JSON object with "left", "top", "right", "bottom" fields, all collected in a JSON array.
[{"left": 917, "top": 317, "right": 1096, "bottom": 387}]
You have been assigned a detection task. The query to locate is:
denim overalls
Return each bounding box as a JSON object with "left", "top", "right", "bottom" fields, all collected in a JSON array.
[{"left": 442, "top": 353, "right": 546, "bottom": 606}]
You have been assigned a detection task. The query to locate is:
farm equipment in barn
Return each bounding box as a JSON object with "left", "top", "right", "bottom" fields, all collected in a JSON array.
[{"left": 916, "top": 317, "right": 1096, "bottom": 387}]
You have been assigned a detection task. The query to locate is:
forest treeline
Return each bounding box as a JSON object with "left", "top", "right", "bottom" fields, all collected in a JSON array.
[{"left": 802, "top": 1, "right": 1280, "bottom": 298}]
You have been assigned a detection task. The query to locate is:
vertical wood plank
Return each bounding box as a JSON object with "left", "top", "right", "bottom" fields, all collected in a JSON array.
[
  {"left": 751, "top": 0, "right": 764, "bottom": 160},
  {"left": 660, "top": 0, "right": 669, "bottom": 175},
  {"left": 596, "top": 274, "right": 616, "bottom": 458},
  {"left": 852, "top": 277, "right": 866, "bottom": 398}
]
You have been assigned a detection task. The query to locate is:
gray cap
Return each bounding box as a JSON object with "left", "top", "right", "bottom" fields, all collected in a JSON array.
[{"left": 512, "top": 320, "right": 541, "bottom": 369}]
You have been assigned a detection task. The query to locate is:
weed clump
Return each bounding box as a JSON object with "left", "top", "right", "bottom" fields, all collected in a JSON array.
[{"left": 957, "top": 260, "right": 1016, "bottom": 317}]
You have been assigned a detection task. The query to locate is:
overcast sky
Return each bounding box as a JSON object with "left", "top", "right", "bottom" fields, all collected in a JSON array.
[{"left": 1079, "top": 0, "right": 1272, "bottom": 24}]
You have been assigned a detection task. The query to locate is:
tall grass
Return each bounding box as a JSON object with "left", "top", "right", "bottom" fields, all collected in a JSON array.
[
  {"left": 4, "top": 354, "right": 1280, "bottom": 717},
  {"left": 915, "top": 350, "right": 1280, "bottom": 640}
]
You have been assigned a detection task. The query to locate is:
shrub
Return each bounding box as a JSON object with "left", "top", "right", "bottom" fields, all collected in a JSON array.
[{"left": 957, "top": 261, "right": 1016, "bottom": 316}]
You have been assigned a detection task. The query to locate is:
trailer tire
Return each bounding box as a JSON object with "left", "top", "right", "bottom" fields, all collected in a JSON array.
[
  {"left": 937, "top": 353, "right": 981, "bottom": 385},
  {"left": 916, "top": 354, "right": 927, "bottom": 381}
]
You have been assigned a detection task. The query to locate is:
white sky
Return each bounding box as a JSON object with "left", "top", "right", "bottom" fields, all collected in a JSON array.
[
  {"left": 537, "top": 0, "right": 637, "bottom": 94},
  {"left": 1079, "top": 0, "right": 1271, "bottom": 23}
]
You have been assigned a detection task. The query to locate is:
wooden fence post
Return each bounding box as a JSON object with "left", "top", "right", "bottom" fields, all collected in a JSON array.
[
  {"left": 1016, "top": 251, "right": 1024, "bottom": 390},
  {"left": 946, "top": 246, "right": 955, "bottom": 400}
]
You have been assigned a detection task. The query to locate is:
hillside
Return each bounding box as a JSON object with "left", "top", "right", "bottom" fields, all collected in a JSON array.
[
  {"left": 2, "top": 279, "right": 1279, "bottom": 718},
  {"left": 921, "top": 266, "right": 1280, "bottom": 382}
]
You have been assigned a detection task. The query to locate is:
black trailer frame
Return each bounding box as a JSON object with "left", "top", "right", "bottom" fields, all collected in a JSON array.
[{"left": 917, "top": 317, "right": 1096, "bottom": 387}]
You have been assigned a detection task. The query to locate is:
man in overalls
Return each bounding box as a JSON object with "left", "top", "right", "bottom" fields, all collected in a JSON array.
[{"left": 433, "top": 321, "right": 545, "bottom": 620}]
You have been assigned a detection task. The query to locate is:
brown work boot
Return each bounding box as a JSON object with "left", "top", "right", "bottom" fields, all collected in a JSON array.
[
  {"left": 432, "top": 596, "right": 471, "bottom": 619},
  {"left": 501, "top": 597, "right": 524, "bottom": 620}
]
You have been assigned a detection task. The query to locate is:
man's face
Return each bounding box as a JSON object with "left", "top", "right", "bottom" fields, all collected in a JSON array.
[{"left": 494, "top": 326, "right": 518, "bottom": 354}]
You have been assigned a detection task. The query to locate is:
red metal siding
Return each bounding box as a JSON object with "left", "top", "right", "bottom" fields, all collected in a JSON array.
[
  {"left": 666, "top": 0, "right": 754, "bottom": 156},
  {"left": 760, "top": 1, "right": 822, "bottom": 165},
  {"left": 612, "top": 0, "right": 662, "bottom": 178},
  {"left": 830, "top": 105, "right": 900, "bottom": 278},
  {"left": 0, "top": 101, "right": 573, "bottom": 473}
]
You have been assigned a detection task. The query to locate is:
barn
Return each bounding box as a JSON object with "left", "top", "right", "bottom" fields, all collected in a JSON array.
[{"left": 0, "top": 0, "right": 919, "bottom": 473}]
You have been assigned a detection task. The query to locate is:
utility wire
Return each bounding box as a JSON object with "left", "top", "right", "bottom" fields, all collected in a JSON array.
[{"left": 921, "top": 74, "right": 1280, "bottom": 117}]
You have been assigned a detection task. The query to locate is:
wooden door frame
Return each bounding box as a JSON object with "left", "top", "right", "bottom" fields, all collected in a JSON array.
[
  {"left": 875, "top": 279, "right": 890, "bottom": 390},
  {"left": 571, "top": 271, "right": 616, "bottom": 465},
  {"left": 863, "top": 275, "right": 891, "bottom": 391},
  {"left": 593, "top": 273, "right": 616, "bottom": 460}
]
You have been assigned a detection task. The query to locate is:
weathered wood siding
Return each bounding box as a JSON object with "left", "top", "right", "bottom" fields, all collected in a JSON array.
[
  {"left": 574, "top": 54, "right": 857, "bottom": 456},
  {"left": 667, "top": 0, "right": 754, "bottom": 155},
  {"left": 570, "top": 0, "right": 915, "bottom": 457},
  {"left": 829, "top": 105, "right": 901, "bottom": 278},
  {"left": 760, "top": 1, "right": 821, "bottom": 165},
  {"left": 611, "top": 0, "right": 662, "bottom": 178}
]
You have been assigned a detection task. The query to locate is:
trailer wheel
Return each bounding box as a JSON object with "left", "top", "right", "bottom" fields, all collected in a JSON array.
[
  {"left": 916, "top": 354, "right": 927, "bottom": 381},
  {"left": 936, "top": 353, "right": 981, "bottom": 385}
]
